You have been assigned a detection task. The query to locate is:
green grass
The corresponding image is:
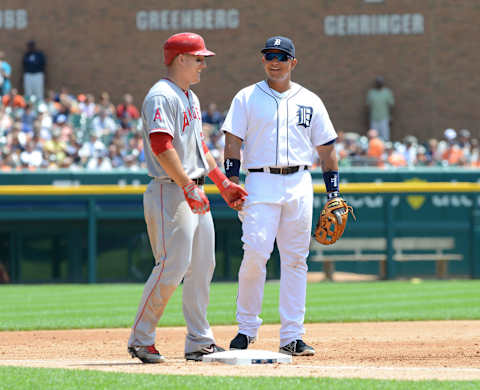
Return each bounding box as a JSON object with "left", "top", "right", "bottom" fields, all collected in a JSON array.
[
  {"left": 0, "top": 280, "right": 479, "bottom": 331},
  {"left": 0, "top": 366, "right": 478, "bottom": 390},
  {"left": 1, "top": 280, "right": 479, "bottom": 389}
]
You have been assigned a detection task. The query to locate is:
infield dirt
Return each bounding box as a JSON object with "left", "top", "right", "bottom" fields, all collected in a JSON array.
[{"left": 1, "top": 321, "right": 480, "bottom": 381}]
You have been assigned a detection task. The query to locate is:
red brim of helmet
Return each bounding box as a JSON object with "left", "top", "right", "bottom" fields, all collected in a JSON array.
[{"left": 190, "top": 49, "right": 216, "bottom": 57}]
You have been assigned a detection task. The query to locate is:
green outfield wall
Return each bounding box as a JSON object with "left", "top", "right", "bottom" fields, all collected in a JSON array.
[
  {"left": 0, "top": 173, "right": 479, "bottom": 284},
  {"left": 0, "top": 168, "right": 479, "bottom": 186}
]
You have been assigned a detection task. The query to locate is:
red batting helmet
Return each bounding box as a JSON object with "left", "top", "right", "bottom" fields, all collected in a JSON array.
[{"left": 163, "top": 32, "right": 215, "bottom": 65}]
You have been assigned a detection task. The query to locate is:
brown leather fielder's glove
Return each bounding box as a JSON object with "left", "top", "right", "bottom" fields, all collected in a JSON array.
[{"left": 314, "top": 197, "right": 355, "bottom": 245}]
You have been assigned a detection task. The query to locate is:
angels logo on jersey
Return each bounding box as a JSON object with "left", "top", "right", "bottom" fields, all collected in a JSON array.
[
  {"left": 154, "top": 108, "right": 162, "bottom": 121},
  {"left": 296, "top": 105, "right": 313, "bottom": 128},
  {"left": 182, "top": 105, "right": 201, "bottom": 132}
]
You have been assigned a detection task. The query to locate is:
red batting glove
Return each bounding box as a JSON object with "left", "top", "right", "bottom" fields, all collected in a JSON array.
[
  {"left": 208, "top": 167, "right": 248, "bottom": 210},
  {"left": 182, "top": 181, "right": 210, "bottom": 214}
]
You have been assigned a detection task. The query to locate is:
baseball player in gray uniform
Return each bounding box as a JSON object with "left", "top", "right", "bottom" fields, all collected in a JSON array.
[
  {"left": 128, "top": 32, "right": 247, "bottom": 363},
  {"left": 222, "top": 36, "right": 340, "bottom": 356}
]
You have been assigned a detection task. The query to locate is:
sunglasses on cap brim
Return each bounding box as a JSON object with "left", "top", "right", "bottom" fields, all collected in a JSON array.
[{"left": 263, "top": 52, "right": 292, "bottom": 62}]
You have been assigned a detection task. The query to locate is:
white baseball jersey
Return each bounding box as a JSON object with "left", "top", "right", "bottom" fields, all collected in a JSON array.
[
  {"left": 142, "top": 78, "right": 209, "bottom": 180},
  {"left": 222, "top": 80, "right": 337, "bottom": 347},
  {"left": 221, "top": 80, "right": 337, "bottom": 169}
]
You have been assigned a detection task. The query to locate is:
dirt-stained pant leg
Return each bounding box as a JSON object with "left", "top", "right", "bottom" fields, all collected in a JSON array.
[
  {"left": 182, "top": 209, "right": 216, "bottom": 353},
  {"left": 128, "top": 181, "right": 196, "bottom": 348}
]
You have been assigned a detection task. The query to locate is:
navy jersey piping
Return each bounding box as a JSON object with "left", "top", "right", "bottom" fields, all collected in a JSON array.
[{"left": 255, "top": 83, "right": 280, "bottom": 165}]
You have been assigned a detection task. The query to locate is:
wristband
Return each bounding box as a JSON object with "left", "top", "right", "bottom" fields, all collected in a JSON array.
[
  {"left": 208, "top": 166, "right": 229, "bottom": 189},
  {"left": 224, "top": 158, "right": 240, "bottom": 178},
  {"left": 323, "top": 171, "right": 339, "bottom": 193},
  {"left": 327, "top": 191, "right": 341, "bottom": 200}
]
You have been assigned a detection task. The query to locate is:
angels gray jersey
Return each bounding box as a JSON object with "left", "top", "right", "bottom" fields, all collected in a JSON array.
[{"left": 142, "top": 78, "right": 209, "bottom": 181}]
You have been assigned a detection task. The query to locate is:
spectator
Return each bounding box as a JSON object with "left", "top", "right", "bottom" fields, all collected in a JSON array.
[
  {"left": 78, "top": 93, "right": 96, "bottom": 118},
  {"left": 36, "top": 103, "right": 53, "bottom": 141},
  {"left": 43, "top": 129, "right": 67, "bottom": 165},
  {"left": 91, "top": 108, "right": 117, "bottom": 138},
  {"left": 402, "top": 136, "right": 418, "bottom": 167},
  {"left": 426, "top": 138, "right": 441, "bottom": 164},
  {"left": 21, "top": 103, "right": 36, "bottom": 133},
  {"left": 442, "top": 136, "right": 465, "bottom": 166},
  {"left": 202, "top": 102, "right": 224, "bottom": 127},
  {"left": 22, "top": 40, "right": 46, "bottom": 101},
  {"left": 458, "top": 129, "right": 472, "bottom": 163},
  {"left": 20, "top": 140, "right": 42, "bottom": 169},
  {"left": 469, "top": 138, "right": 479, "bottom": 167},
  {"left": 0, "top": 51, "right": 12, "bottom": 95},
  {"left": 45, "top": 90, "right": 60, "bottom": 116},
  {"left": 78, "top": 134, "right": 106, "bottom": 163},
  {"left": 2, "top": 88, "right": 27, "bottom": 109},
  {"left": 0, "top": 105, "right": 13, "bottom": 132},
  {"left": 415, "top": 145, "right": 430, "bottom": 166},
  {"left": 385, "top": 142, "right": 406, "bottom": 167},
  {"left": 366, "top": 128, "right": 385, "bottom": 166},
  {"left": 366, "top": 76, "right": 394, "bottom": 141},
  {"left": 87, "top": 151, "right": 112, "bottom": 171},
  {"left": 97, "top": 91, "right": 115, "bottom": 116},
  {"left": 116, "top": 93, "right": 140, "bottom": 128}
]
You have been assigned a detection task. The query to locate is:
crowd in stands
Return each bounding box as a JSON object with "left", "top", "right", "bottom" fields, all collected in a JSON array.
[
  {"left": 0, "top": 88, "right": 145, "bottom": 171},
  {"left": 0, "top": 88, "right": 478, "bottom": 172},
  {"left": 331, "top": 127, "right": 479, "bottom": 169}
]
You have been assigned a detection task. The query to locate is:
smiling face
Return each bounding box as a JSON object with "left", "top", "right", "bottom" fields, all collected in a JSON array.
[
  {"left": 179, "top": 54, "right": 207, "bottom": 86},
  {"left": 262, "top": 49, "right": 297, "bottom": 84}
]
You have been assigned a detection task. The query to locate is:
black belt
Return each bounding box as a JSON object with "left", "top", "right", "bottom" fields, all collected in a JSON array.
[
  {"left": 248, "top": 166, "right": 309, "bottom": 175},
  {"left": 192, "top": 176, "right": 205, "bottom": 185},
  {"left": 166, "top": 176, "right": 205, "bottom": 185}
]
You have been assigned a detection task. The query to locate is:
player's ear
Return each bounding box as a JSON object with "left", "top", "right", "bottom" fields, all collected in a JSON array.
[{"left": 290, "top": 58, "right": 298, "bottom": 70}]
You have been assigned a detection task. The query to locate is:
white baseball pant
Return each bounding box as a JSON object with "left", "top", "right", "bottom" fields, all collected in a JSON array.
[{"left": 236, "top": 170, "right": 313, "bottom": 347}]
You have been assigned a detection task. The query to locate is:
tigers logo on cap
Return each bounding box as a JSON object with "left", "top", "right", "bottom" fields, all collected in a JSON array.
[{"left": 261, "top": 36, "right": 295, "bottom": 58}]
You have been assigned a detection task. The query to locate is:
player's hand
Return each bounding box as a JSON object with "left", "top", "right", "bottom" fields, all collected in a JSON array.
[
  {"left": 182, "top": 181, "right": 210, "bottom": 214},
  {"left": 219, "top": 180, "right": 248, "bottom": 211},
  {"left": 208, "top": 166, "right": 248, "bottom": 211}
]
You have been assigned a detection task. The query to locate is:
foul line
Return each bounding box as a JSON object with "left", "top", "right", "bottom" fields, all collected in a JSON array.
[{"left": 291, "top": 364, "right": 480, "bottom": 373}]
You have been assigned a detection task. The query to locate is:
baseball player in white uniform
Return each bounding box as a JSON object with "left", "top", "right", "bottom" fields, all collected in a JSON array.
[
  {"left": 127, "top": 32, "right": 247, "bottom": 363},
  {"left": 222, "top": 36, "right": 340, "bottom": 356}
]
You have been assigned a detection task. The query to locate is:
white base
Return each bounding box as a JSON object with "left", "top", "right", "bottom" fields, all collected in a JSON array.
[{"left": 202, "top": 349, "right": 292, "bottom": 365}]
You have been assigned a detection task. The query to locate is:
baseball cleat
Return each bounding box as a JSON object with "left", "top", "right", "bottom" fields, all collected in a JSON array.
[
  {"left": 279, "top": 340, "right": 315, "bottom": 356},
  {"left": 185, "top": 344, "right": 225, "bottom": 361},
  {"left": 229, "top": 333, "right": 256, "bottom": 350},
  {"left": 128, "top": 345, "right": 166, "bottom": 363}
]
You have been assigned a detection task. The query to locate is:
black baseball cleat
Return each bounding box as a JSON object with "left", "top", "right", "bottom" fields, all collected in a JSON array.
[
  {"left": 279, "top": 340, "right": 315, "bottom": 356},
  {"left": 185, "top": 344, "right": 225, "bottom": 361},
  {"left": 229, "top": 333, "right": 256, "bottom": 350}
]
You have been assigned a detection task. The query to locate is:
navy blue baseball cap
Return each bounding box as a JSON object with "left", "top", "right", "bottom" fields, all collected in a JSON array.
[{"left": 261, "top": 36, "right": 295, "bottom": 58}]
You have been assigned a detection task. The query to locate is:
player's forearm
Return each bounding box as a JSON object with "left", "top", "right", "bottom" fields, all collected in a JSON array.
[
  {"left": 155, "top": 149, "right": 191, "bottom": 187},
  {"left": 223, "top": 133, "right": 242, "bottom": 184},
  {"left": 224, "top": 133, "right": 242, "bottom": 160},
  {"left": 317, "top": 143, "right": 340, "bottom": 199},
  {"left": 205, "top": 151, "right": 217, "bottom": 172},
  {"left": 316, "top": 144, "right": 338, "bottom": 172}
]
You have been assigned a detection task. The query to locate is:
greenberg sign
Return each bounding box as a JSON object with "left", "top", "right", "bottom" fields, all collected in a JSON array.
[
  {"left": 324, "top": 13, "right": 424, "bottom": 36},
  {"left": 137, "top": 9, "right": 239, "bottom": 30}
]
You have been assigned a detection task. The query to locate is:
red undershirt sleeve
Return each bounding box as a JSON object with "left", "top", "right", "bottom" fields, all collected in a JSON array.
[{"left": 150, "top": 132, "right": 174, "bottom": 155}]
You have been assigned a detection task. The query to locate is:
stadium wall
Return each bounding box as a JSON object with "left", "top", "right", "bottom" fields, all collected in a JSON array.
[{"left": 0, "top": 0, "right": 478, "bottom": 140}]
